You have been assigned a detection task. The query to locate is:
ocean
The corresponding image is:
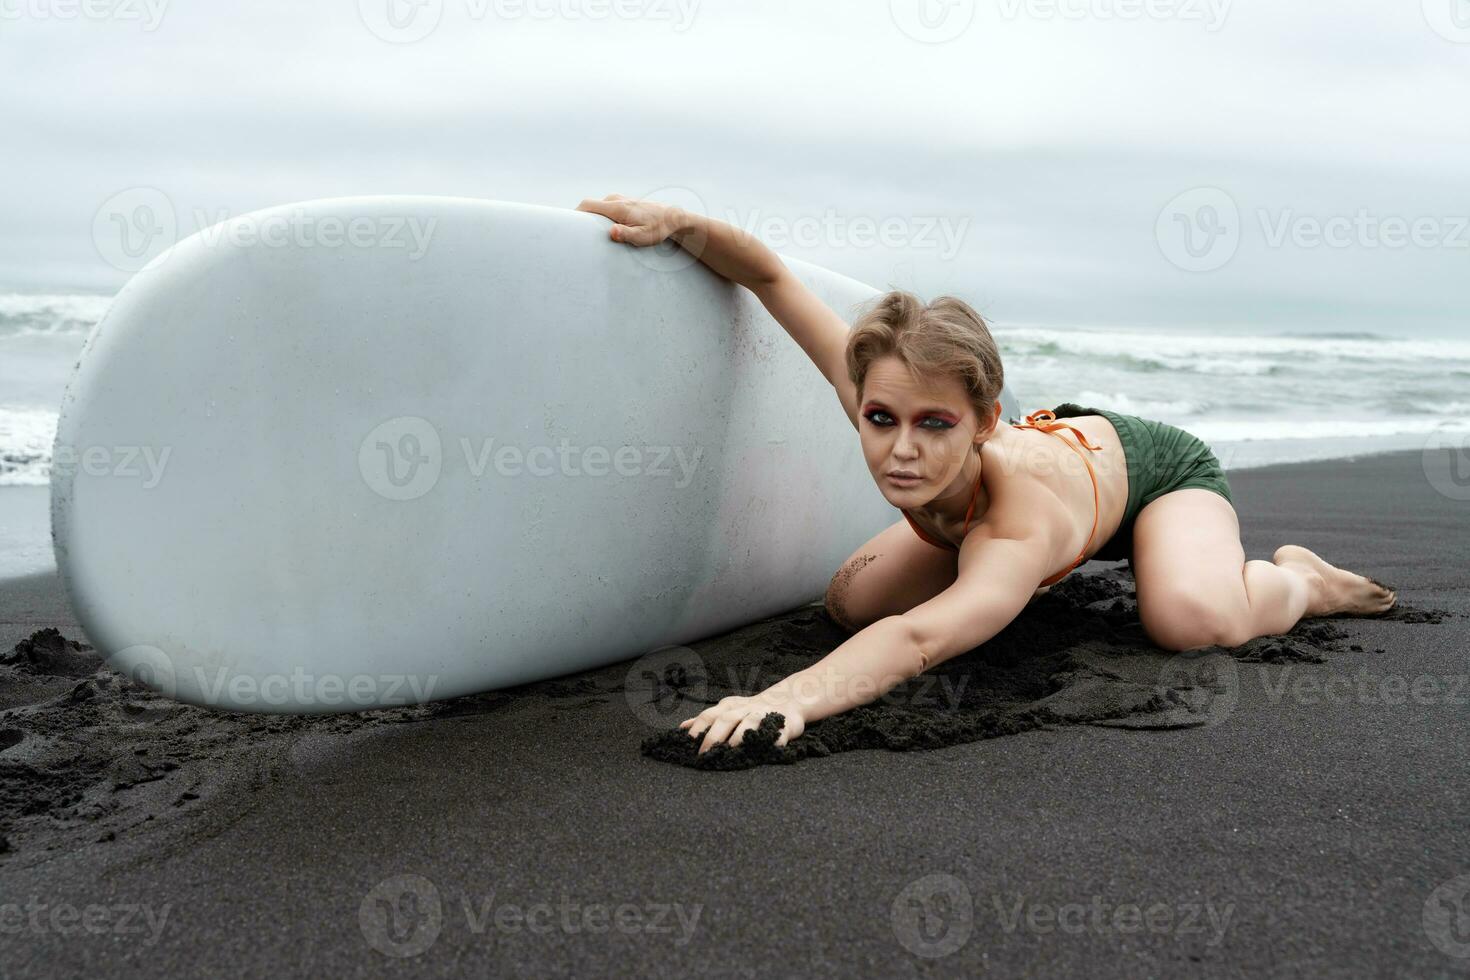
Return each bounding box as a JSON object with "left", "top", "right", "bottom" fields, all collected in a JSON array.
[{"left": 2, "top": 291, "right": 1467, "bottom": 487}]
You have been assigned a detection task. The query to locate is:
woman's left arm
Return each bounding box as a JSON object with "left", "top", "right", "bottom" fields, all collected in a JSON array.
[{"left": 679, "top": 523, "right": 1058, "bottom": 754}]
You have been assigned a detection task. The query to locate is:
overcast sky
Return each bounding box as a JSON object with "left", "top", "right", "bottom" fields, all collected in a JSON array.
[{"left": 1, "top": 0, "right": 1466, "bottom": 334}]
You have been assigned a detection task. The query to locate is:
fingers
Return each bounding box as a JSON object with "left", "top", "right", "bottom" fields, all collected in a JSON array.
[
  {"left": 697, "top": 714, "right": 743, "bottom": 755},
  {"left": 575, "top": 197, "right": 628, "bottom": 221},
  {"left": 729, "top": 716, "right": 763, "bottom": 748}
]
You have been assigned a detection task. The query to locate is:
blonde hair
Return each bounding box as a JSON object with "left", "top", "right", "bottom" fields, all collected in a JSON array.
[{"left": 845, "top": 290, "right": 1005, "bottom": 431}]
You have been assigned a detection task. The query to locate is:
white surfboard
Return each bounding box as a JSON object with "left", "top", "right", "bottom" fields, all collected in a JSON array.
[{"left": 51, "top": 196, "right": 1021, "bottom": 713}]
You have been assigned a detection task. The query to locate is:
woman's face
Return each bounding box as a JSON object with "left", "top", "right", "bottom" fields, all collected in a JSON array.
[{"left": 858, "top": 354, "right": 984, "bottom": 505}]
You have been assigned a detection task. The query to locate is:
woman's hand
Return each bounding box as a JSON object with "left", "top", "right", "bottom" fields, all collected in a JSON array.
[
  {"left": 576, "top": 193, "right": 686, "bottom": 246},
  {"left": 678, "top": 691, "right": 807, "bottom": 754}
]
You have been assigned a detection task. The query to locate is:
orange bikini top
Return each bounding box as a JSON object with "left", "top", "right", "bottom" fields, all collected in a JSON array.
[{"left": 899, "top": 409, "right": 1104, "bottom": 588}]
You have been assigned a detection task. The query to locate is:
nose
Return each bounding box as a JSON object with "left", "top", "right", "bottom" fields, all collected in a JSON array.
[{"left": 891, "top": 426, "right": 920, "bottom": 460}]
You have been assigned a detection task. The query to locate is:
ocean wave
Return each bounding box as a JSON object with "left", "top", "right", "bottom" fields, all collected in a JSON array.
[
  {"left": 0, "top": 293, "right": 111, "bottom": 339},
  {"left": 993, "top": 324, "right": 1470, "bottom": 368},
  {"left": 1271, "top": 330, "right": 1389, "bottom": 341},
  {"left": 1398, "top": 399, "right": 1470, "bottom": 417},
  {"left": 1190, "top": 416, "right": 1470, "bottom": 443},
  {"left": 0, "top": 406, "right": 57, "bottom": 486},
  {"left": 1066, "top": 391, "right": 1207, "bottom": 418}
]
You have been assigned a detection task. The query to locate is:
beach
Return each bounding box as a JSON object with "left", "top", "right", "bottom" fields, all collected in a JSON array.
[{"left": 1, "top": 446, "right": 1466, "bottom": 977}]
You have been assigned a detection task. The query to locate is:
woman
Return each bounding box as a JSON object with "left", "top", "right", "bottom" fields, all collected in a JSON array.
[{"left": 575, "top": 194, "right": 1398, "bottom": 755}]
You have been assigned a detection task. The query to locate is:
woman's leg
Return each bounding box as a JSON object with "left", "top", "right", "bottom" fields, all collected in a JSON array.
[
  {"left": 1131, "top": 488, "right": 1397, "bottom": 652},
  {"left": 824, "top": 518, "right": 958, "bottom": 632}
]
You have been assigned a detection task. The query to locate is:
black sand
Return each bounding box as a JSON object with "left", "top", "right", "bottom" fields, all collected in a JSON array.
[{"left": 1, "top": 448, "right": 1467, "bottom": 977}]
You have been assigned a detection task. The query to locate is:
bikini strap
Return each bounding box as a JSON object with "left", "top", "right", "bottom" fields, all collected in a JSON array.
[
  {"left": 1011, "top": 409, "right": 1105, "bottom": 451},
  {"left": 1011, "top": 408, "right": 1104, "bottom": 586},
  {"left": 902, "top": 454, "right": 986, "bottom": 552}
]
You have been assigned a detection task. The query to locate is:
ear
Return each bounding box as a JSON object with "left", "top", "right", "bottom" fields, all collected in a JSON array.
[{"left": 973, "top": 399, "right": 1003, "bottom": 445}]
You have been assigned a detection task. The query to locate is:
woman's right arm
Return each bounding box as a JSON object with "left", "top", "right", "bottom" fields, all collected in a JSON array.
[{"left": 576, "top": 194, "right": 862, "bottom": 430}]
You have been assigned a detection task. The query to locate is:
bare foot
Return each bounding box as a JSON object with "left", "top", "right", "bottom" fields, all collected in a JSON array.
[{"left": 1272, "top": 545, "right": 1398, "bottom": 618}]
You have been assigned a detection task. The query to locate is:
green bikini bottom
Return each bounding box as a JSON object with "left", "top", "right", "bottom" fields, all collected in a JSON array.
[{"left": 1047, "top": 402, "right": 1234, "bottom": 564}]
